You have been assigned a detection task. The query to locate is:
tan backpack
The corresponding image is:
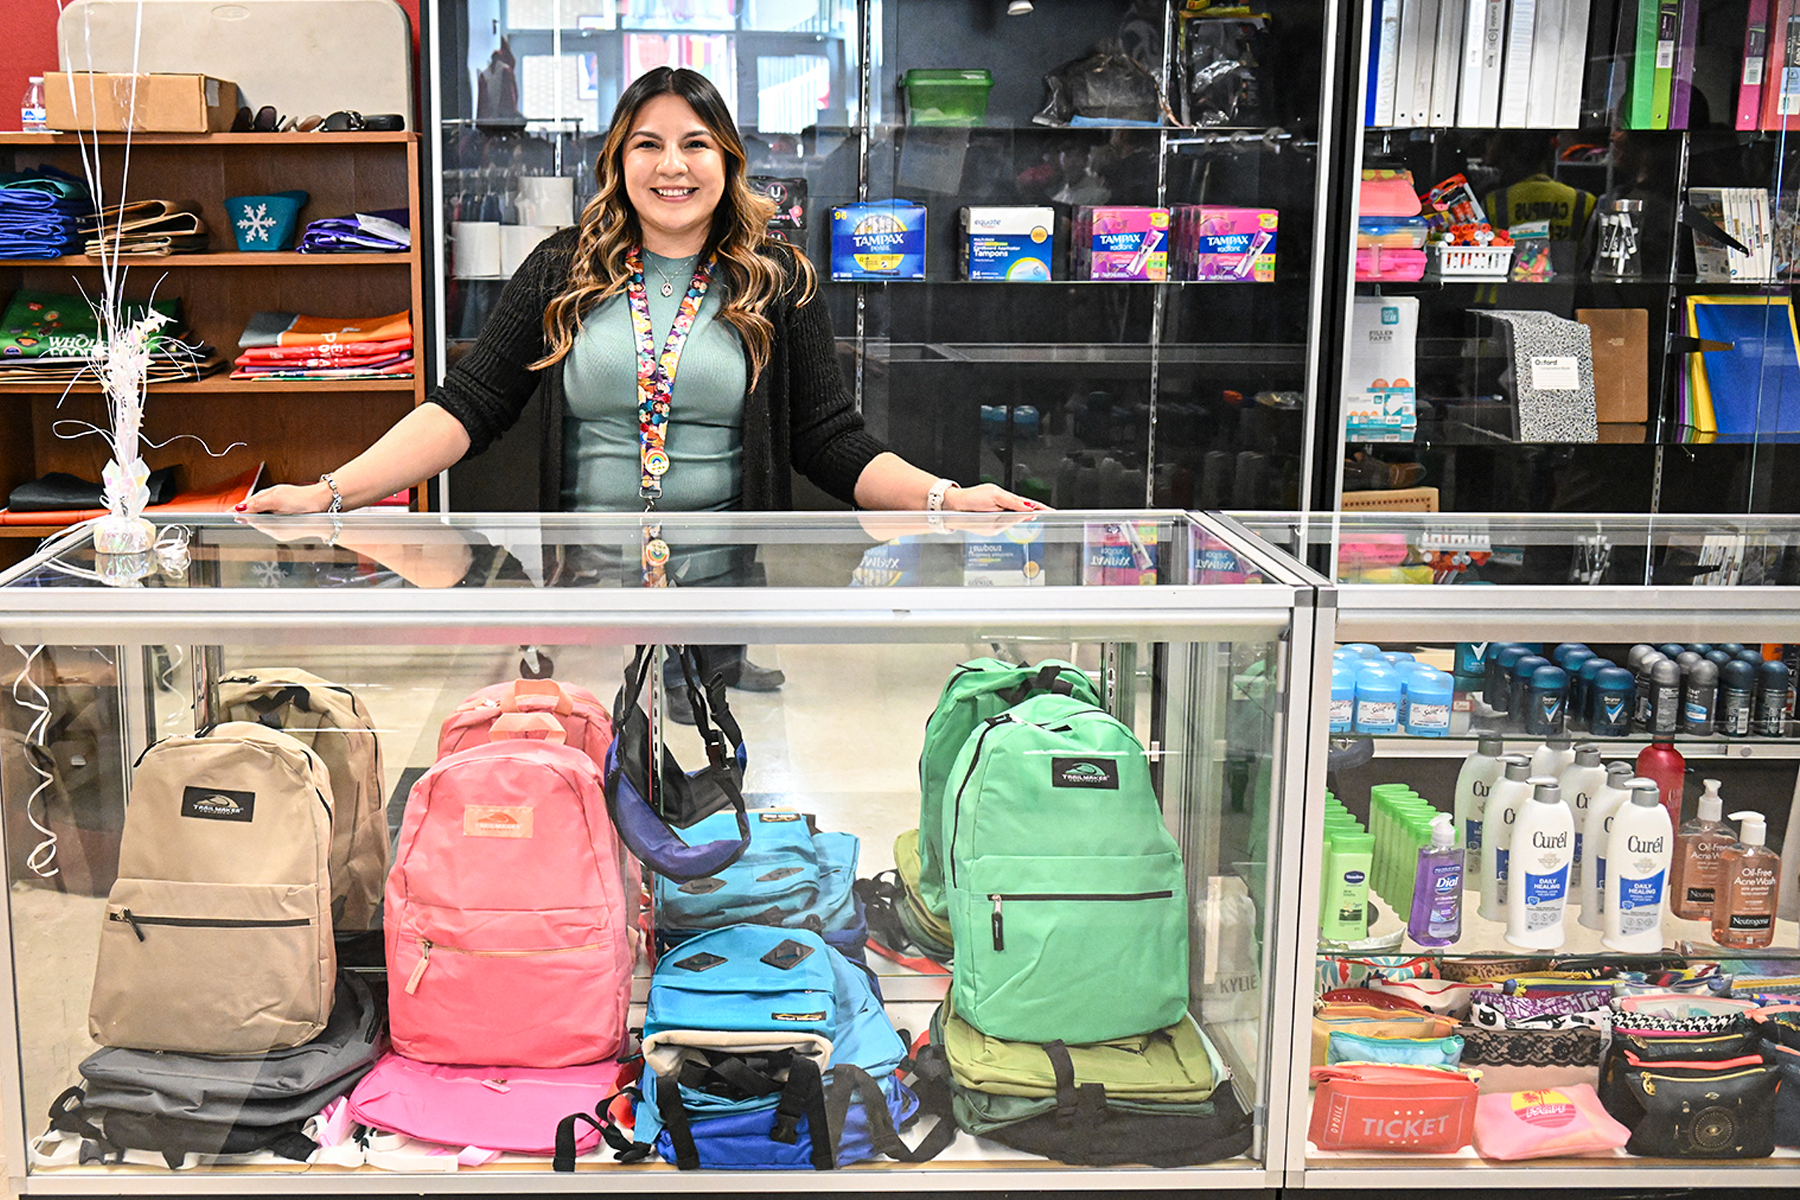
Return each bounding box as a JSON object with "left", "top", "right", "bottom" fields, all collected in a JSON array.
[
  {"left": 216, "top": 669, "right": 389, "bottom": 929},
  {"left": 89, "top": 722, "right": 337, "bottom": 1053}
]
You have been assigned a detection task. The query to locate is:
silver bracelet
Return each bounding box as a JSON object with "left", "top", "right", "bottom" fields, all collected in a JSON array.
[{"left": 319, "top": 472, "right": 344, "bottom": 514}]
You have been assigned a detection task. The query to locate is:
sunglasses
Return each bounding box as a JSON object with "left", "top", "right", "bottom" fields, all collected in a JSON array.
[{"left": 230, "top": 107, "right": 405, "bottom": 133}]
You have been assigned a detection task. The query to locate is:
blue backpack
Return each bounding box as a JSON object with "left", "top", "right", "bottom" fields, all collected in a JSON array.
[
  {"left": 654, "top": 810, "right": 866, "bottom": 962},
  {"left": 613, "top": 925, "right": 950, "bottom": 1169}
]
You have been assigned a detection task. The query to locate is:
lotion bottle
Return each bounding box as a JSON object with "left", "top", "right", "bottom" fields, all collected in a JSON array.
[
  {"left": 1712, "top": 810, "right": 1780, "bottom": 949},
  {"left": 1578, "top": 762, "right": 1637, "bottom": 931},
  {"left": 1479, "top": 756, "right": 1534, "bottom": 921},
  {"left": 1670, "top": 779, "right": 1732, "bottom": 921},
  {"left": 1531, "top": 735, "right": 1576, "bottom": 779},
  {"left": 1602, "top": 780, "right": 1673, "bottom": 953},
  {"left": 1454, "top": 733, "right": 1506, "bottom": 895},
  {"left": 1408, "top": 813, "right": 1464, "bottom": 947},
  {"left": 1557, "top": 744, "right": 1608, "bottom": 900},
  {"left": 1506, "top": 777, "right": 1576, "bottom": 949},
  {"left": 1635, "top": 741, "right": 1687, "bottom": 831}
]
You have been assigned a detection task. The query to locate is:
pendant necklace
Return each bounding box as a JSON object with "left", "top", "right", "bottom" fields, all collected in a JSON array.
[{"left": 650, "top": 253, "right": 697, "bottom": 298}]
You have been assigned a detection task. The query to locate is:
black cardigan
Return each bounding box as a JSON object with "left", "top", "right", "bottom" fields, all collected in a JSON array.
[{"left": 431, "top": 227, "right": 886, "bottom": 511}]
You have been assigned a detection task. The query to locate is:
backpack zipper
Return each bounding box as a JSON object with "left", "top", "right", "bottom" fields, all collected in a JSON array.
[
  {"left": 110, "top": 908, "right": 312, "bottom": 943},
  {"left": 405, "top": 936, "right": 610, "bottom": 994},
  {"left": 988, "top": 890, "right": 1174, "bottom": 951},
  {"left": 947, "top": 716, "right": 1012, "bottom": 891}
]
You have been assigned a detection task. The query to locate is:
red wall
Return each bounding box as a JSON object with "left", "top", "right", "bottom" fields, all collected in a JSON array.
[{"left": 2, "top": 0, "right": 422, "bottom": 131}]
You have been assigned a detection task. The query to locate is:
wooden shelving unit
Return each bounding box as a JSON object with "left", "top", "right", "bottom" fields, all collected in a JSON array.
[{"left": 0, "top": 131, "right": 427, "bottom": 561}]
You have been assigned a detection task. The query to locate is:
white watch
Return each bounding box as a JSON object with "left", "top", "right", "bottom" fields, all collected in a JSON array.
[{"left": 926, "top": 477, "right": 959, "bottom": 513}]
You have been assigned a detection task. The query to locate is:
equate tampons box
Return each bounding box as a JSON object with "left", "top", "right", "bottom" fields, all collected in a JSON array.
[
  {"left": 960, "top": 206, "right": 1054, "bottom": 281},
  {"left": 830, "top": 201, "right": 926, "bottom": 280},
  {"left": 1074, "top": 206, "right": 1169, "bottom": 281}
]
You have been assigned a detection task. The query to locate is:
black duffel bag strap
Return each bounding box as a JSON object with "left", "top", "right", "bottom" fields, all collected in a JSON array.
[
  {"left": 679, "top": 1049, "right": 789, "bottom": 1100},
  {"left": 655, "top": 1068, "right": 705, "bottom": 1170},
  {"left": 825, "top": 1062, "right": 958, "bottom": 1163},
  {"left": 675, "top": 647, "right": 745, "bottom": 767}
]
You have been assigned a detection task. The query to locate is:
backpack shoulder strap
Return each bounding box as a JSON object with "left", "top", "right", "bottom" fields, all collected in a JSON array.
[{"left": 825, "top": 1063, "right": 957, "bottom": 1164}]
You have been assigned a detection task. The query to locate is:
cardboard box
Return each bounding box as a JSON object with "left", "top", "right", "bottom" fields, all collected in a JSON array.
[{"left": 44, "top": 73, "right": 238, "bottom": 133}]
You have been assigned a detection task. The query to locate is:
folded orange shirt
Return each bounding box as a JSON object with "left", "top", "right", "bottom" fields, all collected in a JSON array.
[{"left": 0, "top": 464, "right": 263, "bottom": 526}]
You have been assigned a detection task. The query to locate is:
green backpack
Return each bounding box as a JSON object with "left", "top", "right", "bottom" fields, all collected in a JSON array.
[
  {"left": 942, "top": 693, "right": 1188, "bottom": 1045},
  {"left": 915, "top": 659, "right": 1099, "bottom": 921}
]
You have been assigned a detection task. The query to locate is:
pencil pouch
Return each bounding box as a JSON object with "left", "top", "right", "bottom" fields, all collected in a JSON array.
[{"left": 1309, "top": 1063, "right": 1478, "bottom": 1152}]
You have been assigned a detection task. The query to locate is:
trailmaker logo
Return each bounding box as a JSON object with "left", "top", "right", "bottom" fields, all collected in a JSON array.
[
  {"left": 181, "top": 786, "right": 256, "bottom": 822},
  {"left": 1050, "top": 757, "right": 1119, "bottom": 789}
]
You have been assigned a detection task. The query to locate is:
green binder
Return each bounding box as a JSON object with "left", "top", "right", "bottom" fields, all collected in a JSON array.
[
  {"left": 1624, "top": 0, "right": 1659, "bottom": 127},
  {"left": 1649, "top": 0, "right": 1680, "bottom": 127}
]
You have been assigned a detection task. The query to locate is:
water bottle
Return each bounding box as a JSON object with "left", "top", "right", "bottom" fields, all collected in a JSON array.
[{"left": 21, "top": 76, "right": 47, "bottom": 133}]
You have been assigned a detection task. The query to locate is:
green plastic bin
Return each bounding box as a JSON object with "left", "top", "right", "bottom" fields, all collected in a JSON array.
[{"left": 902, "top": 69, "right": 993, "bottom": 126}]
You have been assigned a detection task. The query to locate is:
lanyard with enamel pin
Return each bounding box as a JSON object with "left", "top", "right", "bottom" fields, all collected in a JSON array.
[{"left": 628, "top": 247, "right": 714, "bottom": 586}]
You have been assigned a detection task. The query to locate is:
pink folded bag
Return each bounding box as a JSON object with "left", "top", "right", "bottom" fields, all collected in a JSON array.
[
  {"left": 347, "top": 1053, "right": 635, "bottom": 1155},
  {"left": 1472, "top": 1084, "right": 1629, "bottom": 1161}
]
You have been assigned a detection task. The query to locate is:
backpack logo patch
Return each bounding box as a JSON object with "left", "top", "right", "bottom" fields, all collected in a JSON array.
[
  {"left": 759, "top": 812, "right": 802, "bottom": 822},
  {"left": 181, "top": 786, "right": 255, "bottom": 822},
  {"left": 673, "top": 952, "right": 727, "bottom": 972},
  {"left": 760, "top": 938, "right": 814, "bottom": 970},
  {"left": 757, "top": 867, "right": 804, "bottom": 882},
  {"left": 1051, "top": 757, "right": 1118, "bottom": 789},
  {"left": 680, "top": 877, "right": 727, "bottom": 894},
  {"left": 463, "top": 805, "right": 534, "bottom": 838},
  {"left": 772, "top": 1011, "right": 827, "bottom": 1022}
]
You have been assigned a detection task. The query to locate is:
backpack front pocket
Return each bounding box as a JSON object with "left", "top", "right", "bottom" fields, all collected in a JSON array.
[
  {"left": 953, "top": 852, "right": 1188, "bottom": 1044},
  {"left": 389, "top": 903, "right": 627, "bottom": 1067},
  {"left": 90, "top": 877, "right": 330, "bottom": 1054}
]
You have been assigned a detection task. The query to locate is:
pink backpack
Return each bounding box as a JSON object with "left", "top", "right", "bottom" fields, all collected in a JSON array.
[
  {"left": 347, "top": 1052, "right": 635, "bottom": 1157},
  {"left": 387, "top": 713, "right": 634, "bottom": 1067},
  {"left": 438, "top": 679, "right": 613, "bottom": 766}
]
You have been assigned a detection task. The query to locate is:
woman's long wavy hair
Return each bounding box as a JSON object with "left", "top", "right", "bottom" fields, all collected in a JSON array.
[{"left": 532, "top": 67, "right": 814, "bottom": 387}]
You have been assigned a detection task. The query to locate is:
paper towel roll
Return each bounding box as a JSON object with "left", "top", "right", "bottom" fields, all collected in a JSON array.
[
  {"left": 516, "top": 176, "right": 576, "bottom": 228},
  {"left": 452, "top": 221, "right": 502, "bottom": 278},
  {"left": 500, "top": 225, "right": 557, "bottom": 277}
]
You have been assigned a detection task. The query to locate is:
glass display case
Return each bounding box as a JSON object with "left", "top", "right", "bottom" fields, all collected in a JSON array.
[
  {"left": 1264, "top": 511, "right": 1800, "bottom": 1184},
  {"left": 1330, "top": 2, "right": 1800, "bottom": 517},
  {"left": 0, "top": 510, "right": 1320, "bottom": 1189},
  {"left": 422, "top": 0, "right": 1345, "bottom": 515}
]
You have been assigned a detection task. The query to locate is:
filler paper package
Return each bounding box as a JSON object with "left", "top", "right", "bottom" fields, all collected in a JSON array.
[
  {"left": 1174, "top": 206, "right": 1278, "bottom": 281},
  {"left": 1074, "top": 206, "right": 1169, "bottom": 281},
  {"left": 1344, "top": 296, "right": 1419, "bottom": 442},
  {"left": 960, "top": 206, "right": 1054, "bottom": 281},
  {"left": 830, "top": 201, "right": 926, "bottom": 280}
]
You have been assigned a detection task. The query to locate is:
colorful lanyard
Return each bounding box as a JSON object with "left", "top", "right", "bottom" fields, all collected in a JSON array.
[{"left": 626, "top": 247, "right": 713, "bottom": 586}]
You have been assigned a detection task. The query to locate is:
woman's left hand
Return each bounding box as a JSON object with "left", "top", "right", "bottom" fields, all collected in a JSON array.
[{"left": 942, "top": 483, "right": 1051, "bottom": 513}]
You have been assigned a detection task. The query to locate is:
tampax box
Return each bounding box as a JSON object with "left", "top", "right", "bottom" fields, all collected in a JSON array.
[
  {"left": 44, "top": 72, "right": 238, "bottom": 133},
  {"left": 1074, "top": 206, "right": 1169, "bottom": 281},
  {"left": 1181, "top": 206, "right": 1278, "bottom": 282},
  {"left": 960, "top": 206, "right": 1055, "bottom": 281},
  {"left": 831, "top": 201, "right": 927, "bottom": 280}
]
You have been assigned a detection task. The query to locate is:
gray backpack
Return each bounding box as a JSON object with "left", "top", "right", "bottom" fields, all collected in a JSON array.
[
  {"left": 216, "top": 670, "right": 389, "bottom": 930},
  {"left": 89, "top": 722, "right": 337, "bottom": 1053}
]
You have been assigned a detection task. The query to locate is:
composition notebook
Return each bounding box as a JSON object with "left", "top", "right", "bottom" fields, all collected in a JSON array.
[{"left": 1684, "top": 295, "right": 1800, "bottom": 436}]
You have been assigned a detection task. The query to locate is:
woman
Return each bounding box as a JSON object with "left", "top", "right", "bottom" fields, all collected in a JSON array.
[{"left": 241, "top": 67, "right": 1033, "bottom": 523}]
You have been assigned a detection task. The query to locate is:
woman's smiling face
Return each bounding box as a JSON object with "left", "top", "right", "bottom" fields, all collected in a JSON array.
[{"left": 622, "top": 92, "right": 726, "bottom": 257}]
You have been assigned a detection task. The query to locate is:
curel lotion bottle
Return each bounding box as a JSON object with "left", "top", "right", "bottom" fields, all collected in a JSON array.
[
  {"left": 1454, "top": 733, "right": 1505, "bottom": 895},
  {"left": 1557, "top": 744, "right": 1607, "bottom": 902},
  {"left": 1578, "top": 763, "right": 1637, "bottom": 932},
  {"left": 1479, "top": 756, "right": 1534, "bottom": 922},
  {"left": 1602, "top": 780, "right": 1673, "bottom": 953},
  {"left": 1506, "top": 777, "right": 1575, "bottom": 949}
]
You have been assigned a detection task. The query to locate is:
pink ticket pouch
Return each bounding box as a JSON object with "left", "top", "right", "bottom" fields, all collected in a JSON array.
[{"left": 1473, "top": 1084, "right": 1630, "bottom": 1160}]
